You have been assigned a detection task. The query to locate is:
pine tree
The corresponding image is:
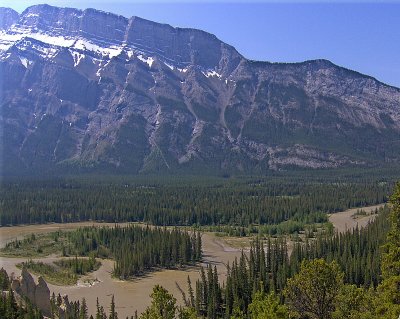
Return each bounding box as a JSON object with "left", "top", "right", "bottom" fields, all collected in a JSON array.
[
  {"left": 187, "top": 276, "right": 195, "bottom": 308},
  {"left": 377, "top": 182, "right": 400, "bottom": 318},
  {"left": 80, "top": 298, "right": 88, "bottom": 319},
  {"left": 0, "top": 268, "right": 10, "bottom": 291},
  {"left": 109, "top": 295, "right": 118, "bottom": 319},
  {"left": 285, "top": 259, "right": 344, "bottom": 319}
]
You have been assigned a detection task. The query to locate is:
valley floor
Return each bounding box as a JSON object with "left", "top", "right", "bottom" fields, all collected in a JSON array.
[
  {"left": 0, "top": 203, "right": 384, "bottom": 318},
  {"left": 328, "top": 203, "right": 385, "bottom": 233},
  {"left": 0, "top": 223, "right": 242, "bottom": 318}
]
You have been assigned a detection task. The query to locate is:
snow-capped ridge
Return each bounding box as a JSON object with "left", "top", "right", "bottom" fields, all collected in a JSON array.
[
  {"left": 0, "top": 4, "right": 243, "bottom": 72},
  {"left": 137, "top": 54, "right": 154, "bottom": 68}
]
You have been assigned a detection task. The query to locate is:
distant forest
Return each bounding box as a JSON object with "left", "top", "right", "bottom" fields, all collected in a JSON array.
[{"left": 0, "top": 169, "right": 395, "bottom": 227}]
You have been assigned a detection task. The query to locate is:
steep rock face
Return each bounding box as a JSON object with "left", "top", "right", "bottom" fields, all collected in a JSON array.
[
  {"left": 0, "top": 5, "right": 399, "bottom": 176},
  {"left": 35, "top": 276, "right": 51, "bottom": 314},
  {"left": 15, "top": 268, "right": 36, "bottom": 301},
  {"left": 9, "top": 4, "right": 241, "bottom": 71},
  {"left": 11, "top": 269, "right": 52, "bottom": 316},
  {"left": 0, "top": 8, "right": 19, "bottom": 30}
]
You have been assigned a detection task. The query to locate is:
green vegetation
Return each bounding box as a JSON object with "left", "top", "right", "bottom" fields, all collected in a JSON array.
[
  {"left": 0, "top": 173, "right": 393, "bottom": 227},
  {"left": 16, "top": 256, "right": 101, "bottom": 285},
  {"left": 1, "top": 225, "right": 202, "bottom": 280},
  {"left": 181, "top": 205, "right": 390, "bottom": 318},
  {"left": 184, "top": 185, "right": 399, "bottom": 319},
  {"left": 248, "top": 290, "right": 288, "bottom": 319},
  {"left": 1, "top": 182, "right": 399, "bottom": 319},
  {"left": 377, "top": 182, "right": 400, "bottom": 318},
  {"left": 285, "top": 259, "right": 343, "bottom": 319},
  {"left": 1, "top": 172, "right": 400, "bottom": 318},
  {"left": 140, "top": 285, "right": 178, "bottom": 319},
  {"left": 290, "top": 205, "right": 390, "bottom": 287},
  {"left": 202, "top": 210, "right": 329, "bottom": 237},
  {"left": 0, "top": 268, "right": 43, "bottom": 318},
  {"left": 0, "top": 232, "right": 66, "bottom": 258},
  {"left": 65, "top": 225, "right": 202, "bottom": 278},
  {"left": 50, "top": 293, "right": 116, "bottom": 319},
  {"left": 17, "top": 261, "right": 74, "bottom": 285},
  {"left": 54, "top": 255, "right": 100, "bottom": 275}
]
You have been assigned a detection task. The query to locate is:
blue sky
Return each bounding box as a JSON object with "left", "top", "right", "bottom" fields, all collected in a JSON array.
[{"left": 3, "top": 1, "right": 400, "bottom": 88}]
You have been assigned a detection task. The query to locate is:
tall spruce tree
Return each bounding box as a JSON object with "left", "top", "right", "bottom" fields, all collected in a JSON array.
[{"left": 377, "top": 182, "right": 400, "bottom": 318}]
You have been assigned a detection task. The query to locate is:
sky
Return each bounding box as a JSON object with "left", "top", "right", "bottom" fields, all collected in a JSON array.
[{"left": 2, "top": 1, "right": 400, "bottom": 88}]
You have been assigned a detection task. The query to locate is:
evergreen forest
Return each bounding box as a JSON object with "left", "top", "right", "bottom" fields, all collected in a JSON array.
[
  {"left": 64, "top": 225, "right": 202, "bottom": 278},
  {"left": 0, "top": 173, "right": 399, "bottom": 318},
  {"left": 0, "top": 172, "right": 394, "bottom": 227}
]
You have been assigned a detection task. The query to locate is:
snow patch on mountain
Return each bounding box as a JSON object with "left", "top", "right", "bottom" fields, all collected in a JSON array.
[
  {"left": 0, "top": 30, "right": 75, "bottom": 51},
  {"left": 125, "top": 49, "right": 135, "bottom": 59},
  {"left": 202, "top": 70, "right": 222, "bottom": 78},
  {"left": 0, "top": 29, "right": 126, "bottom": 60},
  {"left": 137, "top": 54, "right": 154, "bottom": 67},
  {"left": 0, "top": 25, "right": 202, "bottom": 72},
  {"left": 73, "top": 39, "right": 123, "bottom": 58},
  {"left": 164, "top": 61, "right": 174, "bottom": 70},
  {"left": 19, "top": 56, "right": 30, "bottom": 68},
  {"left": 70, "top": 50, "right": 85, "bottom": 67}
]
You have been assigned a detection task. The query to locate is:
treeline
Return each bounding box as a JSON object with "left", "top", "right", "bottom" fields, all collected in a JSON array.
[
  {"left": 54, "top": 255, "right": 100, "bottom": 275},
  {"left": 192, "top": 206, "right": 391, "bottom": 318},
  {"left": 205, "top": 211, "right": 329, "bottom": 237},
  {"left": 0, "top": 175, "right": 392, "bottom": 226},
  {"left": 195, "top": 238, "right": 289, "bottom": 318},
  {"left": 50, "top": 294, "right": 119, "bottom": 319},
  {"left": 64, "top": 225, "right": 202, "bottom": 278},
  {"left": 290, "top": 205, "right": 390, "bottom": 287},
  {"left": 194, "top": 238, "right": 292, "bottom": 318}
]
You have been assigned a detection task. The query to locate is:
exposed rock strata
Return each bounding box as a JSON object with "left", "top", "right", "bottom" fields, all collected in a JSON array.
[{"left": 0, "top": 5, "right": 399, "bottom": 175}]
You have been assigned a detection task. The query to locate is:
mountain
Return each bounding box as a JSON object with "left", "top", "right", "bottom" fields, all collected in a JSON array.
[{"left": 1, "top": 4, "right": 399, "bottom": 176}]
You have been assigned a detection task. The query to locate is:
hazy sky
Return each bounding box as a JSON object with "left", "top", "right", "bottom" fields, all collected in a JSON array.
[{"left": 3, "top": 1, "right": 400, "bottom": 88}]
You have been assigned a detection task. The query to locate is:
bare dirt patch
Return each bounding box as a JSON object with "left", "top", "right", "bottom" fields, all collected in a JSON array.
[
  {"left": 0, "top": 222, "right": 242, "bottom": 318},
  {"left": 328, "top": 204, "right": 385, "bottom": 233}
]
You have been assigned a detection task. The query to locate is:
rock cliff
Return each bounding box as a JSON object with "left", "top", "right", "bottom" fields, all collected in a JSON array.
[
  {"left": 11, "top": 268, "right": 51, "bottom": 316},
  {"left": 1, "top": 5, "right": 399, "bottom": 175}
]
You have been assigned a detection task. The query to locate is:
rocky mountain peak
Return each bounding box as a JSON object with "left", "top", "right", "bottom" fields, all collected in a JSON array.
[
  {"left": 2, "top": 4, "right": 242, "bottom": 73},
  {"left": 0, "top": 5, "right": 399, "bottom": 176},
  {"left": 0, "top": 7, "right": 19, "bottom": 30}
]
